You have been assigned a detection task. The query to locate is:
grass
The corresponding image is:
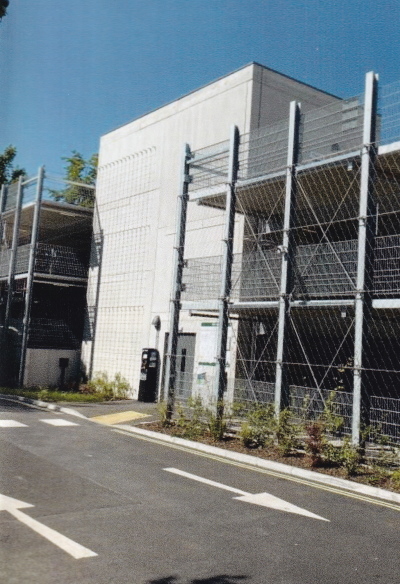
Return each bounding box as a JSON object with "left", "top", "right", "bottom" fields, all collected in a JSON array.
[
  {"left": 0, "top": 372, "right": 132, "bottom": 403},
  {"left": 1, "top": 387, "right": 105, "bottom": 403}
]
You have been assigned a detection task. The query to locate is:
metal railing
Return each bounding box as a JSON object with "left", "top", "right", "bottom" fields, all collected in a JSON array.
[
  {"left": 182, "top": 234, "right": 400, "bottom": 302},
  {"left": 0, "top": 243, "right": 89, "bottom": 279}
]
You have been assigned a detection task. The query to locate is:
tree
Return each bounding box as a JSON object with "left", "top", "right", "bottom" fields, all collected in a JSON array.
[
  {"left": 0, "top": 145, "right": 26, "bottom": 187},
  {"left": 49, "top": 151, "right": 97, "bottom": 208},
  {"left": 0, "top": 0, "right": 9, "bottom": 21}
]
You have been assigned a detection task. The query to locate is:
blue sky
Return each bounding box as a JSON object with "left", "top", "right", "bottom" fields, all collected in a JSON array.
[{"left": 1, "top": 0, "right": 399, "bottom": 176}]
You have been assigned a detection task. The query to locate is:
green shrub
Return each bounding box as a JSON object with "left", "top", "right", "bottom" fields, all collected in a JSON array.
[
  {"left": 391, "top": 469, "right": 400, "bottom": 490},
  {"left": 276, "top": 409, "right": 300, "bottom": 455},
  {"left": 206, "top": 402, "right": 227, "bottom": 441},
  {"left": 321, "top": 391, "right": 344, "bottom": 434},
  {"left": 157, "top": 401, "right": 172, "bottom": 427},
  {"left": 337, "top": 438, "right": 362, "bottom": 475},
  {"left": 85, "top": 372, "right": 130, "bottom": 400},
  {"left": 239, "top": 403, "right": 276, "bottom": 449}
]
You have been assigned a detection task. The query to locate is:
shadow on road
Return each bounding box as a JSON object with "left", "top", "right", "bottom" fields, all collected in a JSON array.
[{"left": 146, "top": 575, "right": 248, "bottom": 584}]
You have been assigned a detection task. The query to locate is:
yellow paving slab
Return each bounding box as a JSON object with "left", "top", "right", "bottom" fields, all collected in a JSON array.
[{"left": 91, "top": 411, "right": 151, "bottom": 425}]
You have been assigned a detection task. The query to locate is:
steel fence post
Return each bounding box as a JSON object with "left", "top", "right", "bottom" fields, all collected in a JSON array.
[
  {"left": 214, "top": 126, "right": 240, "bottom": 411},
  {"left": 4, "top": 176, "right": 24, "bottom": 344},
  {"left": 164, "top": 144, "right": 192, "bottom": 418},
  {"left": 18, "top": 167, "right": 45, "bottom": 387},
  {"left": 274, "top": 101, "right": 301, "bottom": 416},
  {"left": 352, "top": 72, "right": 379, "bottom": 445}
]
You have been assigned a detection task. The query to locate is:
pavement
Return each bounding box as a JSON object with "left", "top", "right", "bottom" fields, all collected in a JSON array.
[{"left": 2, "top": 393, "right": 400, "bottom": 506}]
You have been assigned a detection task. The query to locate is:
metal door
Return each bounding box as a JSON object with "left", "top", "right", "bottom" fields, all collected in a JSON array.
[{"left": 175, "top": 333, "right": 196, "bottom": 401}]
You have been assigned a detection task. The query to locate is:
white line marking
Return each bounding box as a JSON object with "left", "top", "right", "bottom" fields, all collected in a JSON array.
[
  {"left": 164, "top": 467, "right": 248, "bottom": 496},
  {"left": 0, "top": 420, "right": 28, "bottom": 428},
  {"left": 164, "top": 467, "right": 329, "bottom": 521},
  {"left": 40, "top": 419, "right": 79, "bottom": 426},
  {"left": 0, "top": 494, "right": 97, "bottom": 559}
]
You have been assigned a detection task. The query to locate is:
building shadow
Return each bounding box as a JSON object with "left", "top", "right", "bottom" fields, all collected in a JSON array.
[{"left": 146, "top": 575, "right": 248, "bottom": 584}]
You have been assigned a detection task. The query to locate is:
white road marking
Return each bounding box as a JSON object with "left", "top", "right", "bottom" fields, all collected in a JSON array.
[
  {"left": 40, "top": 419, "right": 79, "bottom": 426},
  {"left": 0, "top": 493, "right": 97, "bottom": 559},
  {"left": 164, "top": 467, "right": 330, "bottom": 522},
  {"left": 0, "top": 420, "right": 28, "bottom": 428},
  {"left": 165, "top": 467, "right": 248, "bottom": 496}
]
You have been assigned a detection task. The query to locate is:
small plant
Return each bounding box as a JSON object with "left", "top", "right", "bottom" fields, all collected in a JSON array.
[
  {"left": 305, "top": 421, "right": 326, "bottom": 467},
  {"left": 391, "top": 469, "right": 400, "bottom": 490},
  {"left": 207, "top": 402, "right": 227, "bottom": 441},
  {"left": 321, "top": 391, "right": 344, "bottom": 435},
  {"left": 85, "top": 372, "right": 130, "bottom": 400},
  {"left": 239, "top": 403, "right": 276, "bottom": 449},
  {"left": 337, "top": 438, "right": 362, "bottom": 476},
  {"left": 276, "top": 409, "right": 300, "bottom": 456},
  {"left": 172, "top": 398, "right": 208, "bottom": 439},
  {"left": 157, "top": 401, "right": 171, "bottom": 427},
  {"left": 367, "top": 465, "right": 391, "bottom": 486}
]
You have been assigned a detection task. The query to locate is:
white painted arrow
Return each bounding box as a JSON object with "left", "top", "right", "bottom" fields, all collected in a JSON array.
[
  {"left": 0, "top": 493, "right": 98, "bottom": 559},
  {"left": 164, "top": 468, "right": 329, "bottom": 522}
]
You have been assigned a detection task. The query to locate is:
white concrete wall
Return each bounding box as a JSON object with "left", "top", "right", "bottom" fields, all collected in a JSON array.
[
  {"left": 84, "top": 63, "right": 341, "bottom": 399},
  {"left": 24, "top": 349, "right": 80, "bottom": 387}
]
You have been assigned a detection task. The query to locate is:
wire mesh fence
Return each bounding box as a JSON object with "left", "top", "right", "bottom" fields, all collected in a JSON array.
[{"left": 167, "top": 76, "right": 400, "bottom": 462}]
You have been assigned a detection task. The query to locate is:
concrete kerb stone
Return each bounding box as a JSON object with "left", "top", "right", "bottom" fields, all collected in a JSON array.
[
  {"left": 115, "top": 424, "right": 400, "bottom": 506},
  {"left": 0, "top": 394, "right": 88, "bottom": 419}
]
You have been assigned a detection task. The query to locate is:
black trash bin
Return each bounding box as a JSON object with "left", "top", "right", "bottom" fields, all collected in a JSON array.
[{"left": 138, "top": 348, "right": 159, "bottom": 402}]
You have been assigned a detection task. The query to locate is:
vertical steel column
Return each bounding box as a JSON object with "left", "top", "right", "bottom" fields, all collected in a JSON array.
[
  {"left": 4, "top": 176, "right": 24, "bottom": 339},
  {"left": 18, "top": 167, "right": 45, "bottom": 386},
  {"left": 352, "top": 72, "right": 378, "bottom": 445},
  {"left": 0, "top": 184, "right": 6, "bottom": 244},
  {"left": 164, "top": 144, "right": 192, "bottom": 417},
  {"left": 274, "top": 101, "right": 301, "bottom": 417},
  {"left": 214, "top": 126, "right": 240, "bottom": 406}
]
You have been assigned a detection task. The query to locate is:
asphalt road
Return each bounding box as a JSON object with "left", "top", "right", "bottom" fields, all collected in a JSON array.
[{"left": 1, "top": 397, "right": 399, "bottom": 584}]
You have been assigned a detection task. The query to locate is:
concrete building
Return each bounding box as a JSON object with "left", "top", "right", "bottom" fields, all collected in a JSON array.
[{"left": 83, "top": 63, "right": 338, "bottom": 394}]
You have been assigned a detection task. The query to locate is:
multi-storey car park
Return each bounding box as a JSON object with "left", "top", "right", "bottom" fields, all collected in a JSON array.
[
  {"left": 0, "top": 172, "right": 94, "bottom": 387},
  {"left": 2, "top": 63, "right": 400, "bottom": 450},
  {"left": 84, "top": 63, "right": 400, "bottom": 448}
]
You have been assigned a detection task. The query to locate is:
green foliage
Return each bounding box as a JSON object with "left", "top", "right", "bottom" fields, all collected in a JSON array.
[
  {"left": 336, "top": 438, "right": 362, "bottom": 476},
  {"left": 276, "top": 409, "right": 300, "bottom": 455},
  {"left": 206, "top": 402, "right": 228, "bottom": 441},
  {"left": 157, "top": 401, "right": 172, "bottom": 427},
  {"left": 173, "top": 397, "right": 208, "bottom": 439},
  {"left": 84, "top": 372, "right": 130, "bottom": 400},
  {"left": 1, "top": 387, "right": 104, "bottom": 403},
  {"left": 391, "top": 469, "right": 400, "bottom": 490},
  {"left": 168, "top": 397, "right": 229, "bottom": 441},
  {"left": 48, "top": 151, "right": 97, "bottom": 207},
  {"left": 0, "top": 145, "right": 26, "bottom": 187},
  {"left": 239, "top": 403, "right": 276, "bottom": 449},
  {"left": 321, "top": 391, "right": 344, "bottom": 434}
]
